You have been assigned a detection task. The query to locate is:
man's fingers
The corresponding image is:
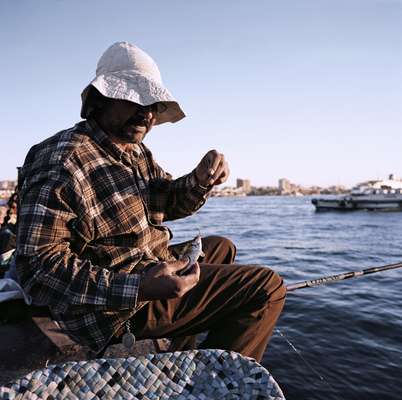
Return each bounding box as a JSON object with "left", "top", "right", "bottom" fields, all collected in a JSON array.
[
  {"left": 210, "top": 160, "right": 225, "bottom": 182},
  {"left": 140, "top": 261, "right": 200, "bottom": 301},
  {"left": 163, "top": 258, "right": 188, "bottom": 274},
  {"left": 205, "top": 152, "right": 224, "bottom": 184},
  {"left": 207, "top": 150, "right": 223, "bottom": 177},
  {"left": 213, "top": 161, "right": 230, "bottom": 184},
  {"left": 210, "top": 158, "right": 230, "bottom": 184},
  {"left": 179, "top": 262, "right": 200, "bottom": 285},
  {"left": 195, "top": 150, "right": 230, "bottom": 187}
]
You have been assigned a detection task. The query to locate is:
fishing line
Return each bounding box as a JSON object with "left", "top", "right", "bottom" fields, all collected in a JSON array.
[{"left": 275, "top": 327, "right": 338, "bottom": 395}]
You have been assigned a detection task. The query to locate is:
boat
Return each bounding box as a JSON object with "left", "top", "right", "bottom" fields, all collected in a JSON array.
[{"left": 312, "top": 174, "right": 402, "bottom": 211}]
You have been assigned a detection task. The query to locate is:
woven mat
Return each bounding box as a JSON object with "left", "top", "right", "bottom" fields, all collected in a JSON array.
[{"left": 0, "top": 349, "right": 285, "bottom": 399}]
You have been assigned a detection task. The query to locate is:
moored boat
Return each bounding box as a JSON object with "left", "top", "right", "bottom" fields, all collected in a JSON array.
[{"left": 312, "top": 174, "right": 402, "bottom": 211}]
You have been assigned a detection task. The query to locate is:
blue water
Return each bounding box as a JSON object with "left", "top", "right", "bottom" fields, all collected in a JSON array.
[{"left": 166, "top": 196, "right": 402, "bottom": 400}]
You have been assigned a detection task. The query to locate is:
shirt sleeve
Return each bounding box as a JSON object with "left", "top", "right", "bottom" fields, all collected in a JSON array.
[
  {"left": 149, "top": 160, "right": 212, "bottom": 221},
  {"left": 16, "top": 169, "right": 140, "bottom": 314}
]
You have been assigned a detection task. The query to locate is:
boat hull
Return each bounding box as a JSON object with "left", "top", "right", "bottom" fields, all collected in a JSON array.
[{"left": 312, "top": 197, "right": 402, "bottom": 211}]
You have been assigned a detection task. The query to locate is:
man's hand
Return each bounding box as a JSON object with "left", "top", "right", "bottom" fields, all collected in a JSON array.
[
  {"left": 195, "top": 150, "right": 230, "bottom": 187},
  {"left": 137, "top": 259, "right": 200, "bottom": 302}
]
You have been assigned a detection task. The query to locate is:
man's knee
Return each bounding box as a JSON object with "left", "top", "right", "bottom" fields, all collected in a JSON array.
[
  {"left": 254, "top": 267, "right": 286, "bottom": 305},
  {"left": 266, "top": 269, "right": 286, "bottom": 304},
  {"left": 202, "top": 235, "right": 237, "bottom": 264},
  {"left": 204, "top": 235, "right": 236, "bottom": 251},
  {"left": 214, "top": 235, "right": 236, "bottom": 255}
]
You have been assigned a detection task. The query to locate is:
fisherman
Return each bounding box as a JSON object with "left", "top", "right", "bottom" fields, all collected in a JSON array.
[{"left": 15, "top": 42, "right": 286, "bottom": 362}]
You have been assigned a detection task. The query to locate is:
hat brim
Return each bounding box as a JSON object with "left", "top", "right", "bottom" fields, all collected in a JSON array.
[{"left": 81, "top": 71, "right": 185, "bottom": 125}]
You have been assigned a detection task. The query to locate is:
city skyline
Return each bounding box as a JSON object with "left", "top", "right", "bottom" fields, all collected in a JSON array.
[
  {"left": 0, "top": 174, "right": 390, "bottom": 193},
  {"left": 1, "top": 1, "right": 401, "bottom": 187}
]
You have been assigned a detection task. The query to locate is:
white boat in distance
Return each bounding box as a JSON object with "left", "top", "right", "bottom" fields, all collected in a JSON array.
[{"left": 312, "top": 174, "right": 402, "bottom": 211}]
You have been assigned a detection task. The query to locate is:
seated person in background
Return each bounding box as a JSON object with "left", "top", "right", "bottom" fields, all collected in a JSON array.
[
  {"left": 16, "top": 41, "right": 286, "bottom": 361},
  {"left": 0, "top": 192, "right": 18, "bottom": 277}
]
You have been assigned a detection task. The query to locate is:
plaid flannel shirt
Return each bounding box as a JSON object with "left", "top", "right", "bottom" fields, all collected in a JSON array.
[{"left": 16, "top": 120, "right": 210, "bottom": 353}]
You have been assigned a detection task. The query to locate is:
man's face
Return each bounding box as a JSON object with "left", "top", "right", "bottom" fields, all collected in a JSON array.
[{"left": 97, "top": 98, "right": 158, "bottom": 144}]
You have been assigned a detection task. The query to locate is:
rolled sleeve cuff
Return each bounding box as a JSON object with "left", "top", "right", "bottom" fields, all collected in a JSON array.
[
  {"left": 189, "top": 170, "right": 213, "bottom": 195},
  {"left": 107, "top": 272, "right": 141, "bottom": 310}
]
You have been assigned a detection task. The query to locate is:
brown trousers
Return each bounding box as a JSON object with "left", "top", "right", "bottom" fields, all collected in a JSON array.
[{"left": 129, "top": 236, "right": 286, "bottom": 363}]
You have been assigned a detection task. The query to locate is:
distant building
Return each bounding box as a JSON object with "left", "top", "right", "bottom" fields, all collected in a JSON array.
[
  {"left": 278, "top": 178, "right": 292, "bottom": 194},
  {"left": 248, "top": 186, "right": 279, "bottom": 196},
  {"left": 236, "top": 178, "right": 251, "bottom": 193},
  {"left": 211, "top": 186, "right": 246, "bottom": 197}
]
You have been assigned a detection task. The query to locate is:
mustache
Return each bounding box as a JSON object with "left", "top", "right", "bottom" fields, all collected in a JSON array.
[{"left": 124, "top": 115, "right": 149, "bottom": 129}]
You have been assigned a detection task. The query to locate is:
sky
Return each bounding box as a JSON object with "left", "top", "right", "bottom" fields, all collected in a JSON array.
[{"left": 0, "top": 0, "right": 401, "bottom": 187}]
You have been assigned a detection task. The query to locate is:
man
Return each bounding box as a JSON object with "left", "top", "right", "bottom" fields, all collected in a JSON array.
[{"left": 16, "top": 42, "right": 286, "bottom": 362}]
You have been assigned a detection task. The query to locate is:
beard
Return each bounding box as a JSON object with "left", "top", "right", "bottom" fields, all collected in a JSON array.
[
  {"left": 112, "top": 127, "right": 147, "bottom": 144},
  {"left": 110, "top": 116, "right": 150, "bottom": 144}
]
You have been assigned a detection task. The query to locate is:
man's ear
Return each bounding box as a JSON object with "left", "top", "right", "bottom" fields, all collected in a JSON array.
[
  {"left": 93, "top": 95, "right": 106, "bottom": 110},
  {"left": 87, "top": 87, "right": 108, "bottom": 115},
  {"left": 89, "top": 95, "right": 110, "bottom": 120}
]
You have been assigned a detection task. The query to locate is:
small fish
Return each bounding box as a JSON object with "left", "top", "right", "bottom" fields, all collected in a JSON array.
[{"left": 178, "top": 233, "right": 205, "bottom": 275}]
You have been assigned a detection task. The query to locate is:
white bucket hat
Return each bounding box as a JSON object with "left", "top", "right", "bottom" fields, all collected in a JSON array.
[{"left": 81, "top": 41, "right": 185, "bottom": 125}]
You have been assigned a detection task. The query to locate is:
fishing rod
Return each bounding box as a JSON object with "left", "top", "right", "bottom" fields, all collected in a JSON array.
[{"left": 286, "top": 261, "right": 402, "bottom": 292}]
